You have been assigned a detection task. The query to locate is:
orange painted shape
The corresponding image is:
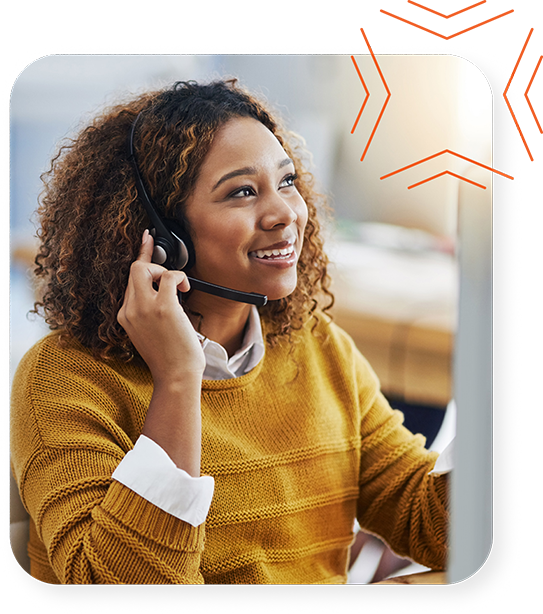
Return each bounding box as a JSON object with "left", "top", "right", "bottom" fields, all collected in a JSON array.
[
  {"left": 359, "top": 28, "right": 391, "bottom": 161},
  {"left": 503, "top": 72, "right": 521, "bottom": 132},
  {"left": 380, "top": 149, "right": 514, "bottom": 181},
  {"left": 407, "top": 170, "right": 487, "bottom": 190},
  {"left": 351, "top": 55, "right": 370, "bottom": 134},
  {"left": 344, "top": 0, "right": 543, "bottom": 173}
]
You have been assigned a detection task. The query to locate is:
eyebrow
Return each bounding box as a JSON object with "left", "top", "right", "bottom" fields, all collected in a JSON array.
[{"left": 211, "top": 158, "right": 294, "bottom": 192}]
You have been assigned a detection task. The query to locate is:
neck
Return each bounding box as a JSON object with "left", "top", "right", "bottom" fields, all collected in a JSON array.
[{"left": 184, "top": 291, "right": 252, "bottom": 357}]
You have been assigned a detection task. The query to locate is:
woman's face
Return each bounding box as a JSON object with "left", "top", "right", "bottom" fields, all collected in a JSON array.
[{"left": 183, "top": 117, "right": 308, "bottom": 302}]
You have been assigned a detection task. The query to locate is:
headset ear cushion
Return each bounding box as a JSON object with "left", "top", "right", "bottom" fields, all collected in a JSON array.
[
  {"left": 163, "top": 218, "right": 195, "bottom": 271},
  {"left": 152, "top": 242, "right": 169, "bottom": 266},
  {"left": 148, "top": 227, "right": 177, "bottom": 266}
]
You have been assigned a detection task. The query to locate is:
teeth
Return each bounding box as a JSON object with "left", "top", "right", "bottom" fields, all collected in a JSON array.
[{"left": 254, "top": 245, "right": 294, "bottom": 259}]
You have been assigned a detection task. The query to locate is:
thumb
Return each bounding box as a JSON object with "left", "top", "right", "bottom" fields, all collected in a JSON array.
[{"left": 137, "top": 229, "right": 154, "bottom": 262}]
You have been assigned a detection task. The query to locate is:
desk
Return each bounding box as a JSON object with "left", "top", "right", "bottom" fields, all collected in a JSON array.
[{"left": 374, "top": 571, "right": 447, "bottom": 584}]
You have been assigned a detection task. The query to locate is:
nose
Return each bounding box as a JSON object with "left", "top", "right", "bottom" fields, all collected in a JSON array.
[{"left": 259, "top": 192, "right": 298, "bottom": 230}]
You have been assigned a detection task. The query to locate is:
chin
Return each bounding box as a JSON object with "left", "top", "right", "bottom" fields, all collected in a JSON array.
[{"left": 262, "top": 280, "right": 298, "bottom": 302}]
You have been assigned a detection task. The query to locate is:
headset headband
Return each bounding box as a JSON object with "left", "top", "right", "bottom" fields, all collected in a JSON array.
[{"left": 128, "top": 111, "right": 191, "bottom": 270}]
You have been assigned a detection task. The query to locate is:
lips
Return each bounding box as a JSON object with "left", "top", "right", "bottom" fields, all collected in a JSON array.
[{"left": 249, "top": 240, "right": 295, "bottom": 260}]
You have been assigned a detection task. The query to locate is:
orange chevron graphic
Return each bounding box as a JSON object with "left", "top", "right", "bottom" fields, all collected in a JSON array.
[
  {"left": 343, "top": 0, "right": 543, "bottom": 173},
  {"left": 351, "top": 56, "right": 370, "bottom": 134},
  {"left": 503, "top": 71, "right": 521, "bottom": 133},
  {"left": 353, "top": 28, "right": 391, "bottom": 161},
  {"left": 408, "top": 170, "right": 487, "bottom": 190},
  {"left": 380, "top": 150, "right": 514, "bottom": 183}
]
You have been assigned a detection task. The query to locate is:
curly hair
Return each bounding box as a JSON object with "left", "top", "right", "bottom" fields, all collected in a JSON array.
[{"left": 32, "top": 79, "right": 334, "bottom": 361}]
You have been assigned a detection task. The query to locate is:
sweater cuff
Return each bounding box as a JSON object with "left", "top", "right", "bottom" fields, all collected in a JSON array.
[{"left": 112, "top": 435, "right": 214, "bottom": 527}]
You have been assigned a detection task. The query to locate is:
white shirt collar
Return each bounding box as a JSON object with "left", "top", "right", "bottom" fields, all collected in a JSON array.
[{"left": 195, "top": 305, "right": 265, "bottom": 380}]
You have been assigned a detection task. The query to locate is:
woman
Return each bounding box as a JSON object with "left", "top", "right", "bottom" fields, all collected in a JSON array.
[{"left": 10, "top": 79, "right": 448, "bottom": 584}]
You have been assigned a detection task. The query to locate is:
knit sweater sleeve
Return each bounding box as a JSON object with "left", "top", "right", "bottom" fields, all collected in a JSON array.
[
  {"left": 348, "top": 334, "right": 449, "bottom": 570},
  {"left": 10, "top": 334, "right": 206, "bottom": 584}
]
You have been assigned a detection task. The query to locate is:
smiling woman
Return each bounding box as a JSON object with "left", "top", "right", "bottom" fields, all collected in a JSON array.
[
  {"left": 184, "top": 117, "right": 308, "bottom": 310},
  {"left": 10, "top": 79, "right": 449, "bottom": 584}
]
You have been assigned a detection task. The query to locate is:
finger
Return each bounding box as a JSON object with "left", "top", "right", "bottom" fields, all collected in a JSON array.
[
  {"left": 156, "top": 269, "right": 191, "bottom": 297},
  {"left": 120, "top": 232, "right": 157, "bottom": 313},
  {"left": 127, "top": 260, "right": 190, "bottom": 304},
  {"left": 128, "top": 260, "right": 169, "bottom": 299},
  {"left": 136, "top": 229, "right": 154, "bottom": 263}
]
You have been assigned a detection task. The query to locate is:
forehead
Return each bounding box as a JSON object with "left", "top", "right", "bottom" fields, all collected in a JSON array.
[{"left": 199, "top": 117, "right": 289, "bottom": 178}]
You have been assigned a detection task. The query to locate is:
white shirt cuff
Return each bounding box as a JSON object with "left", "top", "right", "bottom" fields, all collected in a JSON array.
[
  {"left": 429, "top": 439, "right": 454, "bottom": 475},
  {"left": 112, "top": 435, "right": 214, "bottom": 527}
]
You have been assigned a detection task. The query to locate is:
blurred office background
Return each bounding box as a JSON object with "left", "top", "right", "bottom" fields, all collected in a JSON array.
[{"left": 10, "top": 54, "right": 491, "bottom": 582}]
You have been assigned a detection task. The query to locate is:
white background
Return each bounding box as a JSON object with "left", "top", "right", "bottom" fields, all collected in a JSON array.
[{"left": 0, "top": 0, "right": 543, "bottom": 613}]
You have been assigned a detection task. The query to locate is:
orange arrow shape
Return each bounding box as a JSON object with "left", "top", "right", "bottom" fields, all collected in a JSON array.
[
  {"left": 351, "top": 55, "right": 370, "bottom": 134},
  {"left": 525, "top": 55, "right": 543, "bottom": 134},
  {"left": 380, "top": 149, "right": 514, "bottom": 181},
  {"left": 407, "top": 1, "right": 487, "bottom": 19},
  {"left": 408, "top": 170, "right": 487, "bottom": 190},
  {"left": 356, "top": 28, "right": 391, "bottom": 161}
]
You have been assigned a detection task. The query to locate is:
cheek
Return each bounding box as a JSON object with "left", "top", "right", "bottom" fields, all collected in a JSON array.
[
  {"left": 183, "top": 217, "right": 217, "bottom": 270},
  {"left": 192, "top": 215, "right": 252, "bottom": 263},
  {"left": 301, "top": 203, "right": 309, "bottom": 228},
  {"left": 297, "top": 199, "right": 309, "bottom": 237}
]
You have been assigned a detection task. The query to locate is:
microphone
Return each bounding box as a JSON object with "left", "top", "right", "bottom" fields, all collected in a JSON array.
[{"left": 180, "top": 277, "right": 268, "bottom": 307}]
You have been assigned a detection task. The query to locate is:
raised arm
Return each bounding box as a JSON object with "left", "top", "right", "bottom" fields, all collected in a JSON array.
[{"left": 117, "top": 229, "right": 205, "bottom": 475}]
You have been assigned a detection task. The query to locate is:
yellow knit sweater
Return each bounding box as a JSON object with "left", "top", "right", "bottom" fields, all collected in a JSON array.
[{"left": 10, "top": 316, "right": 448, "bottom": 584}]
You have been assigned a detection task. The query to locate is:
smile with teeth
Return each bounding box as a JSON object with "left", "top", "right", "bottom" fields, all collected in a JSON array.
[{"left": 252, "top": 245, "right": 295, "bottom": 259}]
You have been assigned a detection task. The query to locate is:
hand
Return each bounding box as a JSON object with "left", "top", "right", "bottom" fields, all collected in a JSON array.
[
  {"left": 117, "top": 230, "right": 205, "bottom": 474},
  {"left": 117, "top": 230, "right": 206, "bottom": 385}
]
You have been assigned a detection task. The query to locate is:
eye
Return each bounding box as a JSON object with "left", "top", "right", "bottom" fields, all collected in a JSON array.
[
  {"left": 279, "top": 173, "right": 298, "bottom": 189},
  {"left": 229, "top": 185, "right": 256, "bottom": 199}
]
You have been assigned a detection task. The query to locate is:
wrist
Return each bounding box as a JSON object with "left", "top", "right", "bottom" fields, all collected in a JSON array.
[
  {"left": 143, "top": 372, "right": 203, "bottom": 476},
  {"left": 151, "top": 369, "right": 203, "bottom": 392}
]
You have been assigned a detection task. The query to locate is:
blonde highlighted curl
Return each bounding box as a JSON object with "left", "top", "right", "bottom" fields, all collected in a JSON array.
[{"left": 32, "top": 79, "right": 334, "bottom": 361}]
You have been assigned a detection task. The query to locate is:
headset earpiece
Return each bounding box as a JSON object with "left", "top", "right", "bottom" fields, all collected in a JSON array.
[
  {"left": 151, "top": 219, "right": 194, "bottom": 271},
  {"left": 148, "top": 229, "right": 170, "bottom": 266}
]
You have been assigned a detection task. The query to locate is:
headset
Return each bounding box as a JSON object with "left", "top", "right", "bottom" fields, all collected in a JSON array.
[{"left": 128, "top": 112, "right": 267, "bottom": 307}]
